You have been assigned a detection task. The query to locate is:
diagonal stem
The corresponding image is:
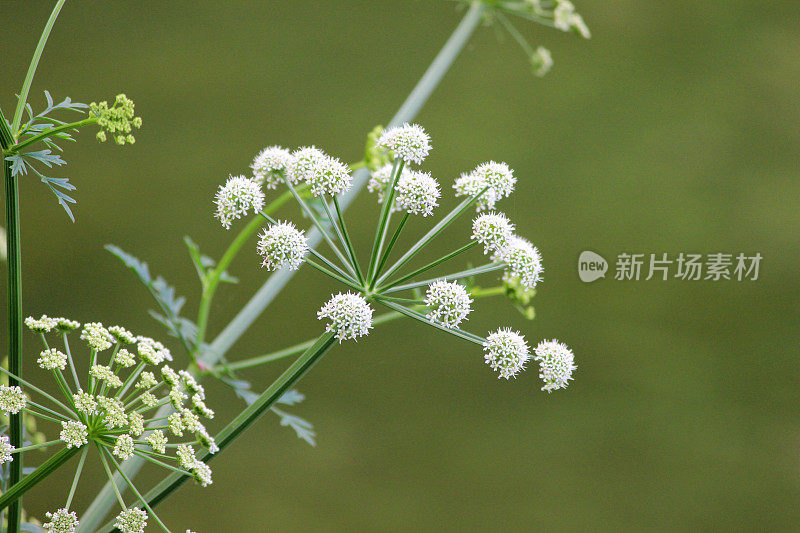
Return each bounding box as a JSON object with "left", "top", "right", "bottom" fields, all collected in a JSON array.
[{"left": 378, "top": 240, "right": 477, "bottom": 291}]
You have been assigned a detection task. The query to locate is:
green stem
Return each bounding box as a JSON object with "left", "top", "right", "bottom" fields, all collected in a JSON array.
[
  {"left": 373, "top": 297, "right": 485, "bottom": 345},
  {"left": 282, "top": 176, "right": 356, "bottom": 279},
  {"left": 304, "top": 258, "right": 363, "bottom": 292},
  {"left": 373, "top": 212, "right": 409, "bottom": 282},
  {"left": 375, "top": 187, "right": 488, "bottom": 287},
  {"left": 97, "top": 446, "right": 127, "bottom": 509},
  {"left": 66, "top": 447, "right": 89, "bottom": 509},
  {"left": 8, "top": 117, "right": 96, "bottom": 154},
  {"left": 331, "top": 196, "right": 364, "bottom": 284},
  {"left": 195, "top": 188, "right": 299, "bottom": 352},
  {"left": 10, "top": 0, "right": 67, "bottom": 136},
  {"left": 105, "top": 451, "right": 172, "bottom": 533},
  {"left": 135, "top": 332, "right": 337, "bottom": 516},
  {"left": 63, "top": 333, "right": 82, "bottom": 390},
  {"left": 378, "top": 240, "right": 477, "bottom": 291},
  {"left": 2, "top": 120, "right": 24, "bottom": 533},
  {"left": 384, "top": 262, "right": 506, "bottom": 294},
  {"left": 367, "top": 160, "right": 404, "bottom": 286},
  {"left": 0, "top": 445, "right": 79, "bottom": 512},
  {"left": 10, "top": 439, "right": 61, "bottom": 454}
]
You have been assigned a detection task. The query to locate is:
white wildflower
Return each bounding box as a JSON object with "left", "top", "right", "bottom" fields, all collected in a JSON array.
[
  {"left": 114, "top": 348, "right": 136, "bottom": 368},
  {"left": 0, "top": 385, "right": 27, "bottom": 414},
  {"left": 97, "top": 396, "right": 127, "bottom": 428},
  {"left": 497, "top": 236, "right": 543, "bottom": 290},
  {"left": 533, "top": 339, "right": 577, "bottom": 392},
  {"left": 0, "top": 435, "right": 14, "bottom": 465},
  {"left": 214, "top": 175, "right": 265, "bottom": 230},
  {"left": 37, "top": 348, "right": 67, "bottom": 371},
  {"left": 376, "top": 123, "right": 431, "bottom": 164},
  {"left": 425, "top": 281, "right": 473, "bottom": 329},
  {"left": 317, "top": 292, "right": 374, "bottom": 342},
  {"left": 472, "top": 212, "right": 514, "bottom": 255},
  {"left": 251, "top": 145, "right": 293, "bottom": 188},
  {"left": 137, "top": 371, "right": 159, "bottom": 389},
  {"left": 60, "top": 421, "right": 88, "bottom": 448},
  {"left": 114, "top": 508, "right": 147, "bottom": 533},
  {"left": 128, "top": 411, "right": 145, "bottom": 437},
  {"left": 453, "top": 161, "right": 516, "bottom": 212},
  {"left": 90, "top": 365, "right": 123, "bottom": 388},
  {"left": 367, "top": 163, "right": 412, "bottom": 207},
  {"left": 73, "top": 390, "right": 99, "bottom": 415},
  {"left": 285, "top": 146, "right": 326, "bottom": 186},
  {"left": 191, "top": 461, "right": 213, "bottom": 487},
  {"left": 25, "top": 315, "right": 57, "bottom": 333},
  {"left": 168, "top": 412, "right": 185, "bottom": 437},
  {"left": 80, "top": 322, "right": 114, "bottom": 352},
  {"left": 394, "top": 170, "right": 440, "bottom": 217},
  {"left": 482, "top": 328, "right": 530, "bottom": 379},
  {"left": 176, "top": 444, "right": 196, "bottom": 470},
  {"left": 147, "top": 430, "right": 168, "bottom": 454},
  {"left": 43, "top": 508, "right": 79, "bottom": 533},
  {"left": 108, "top": 325, "right": 136, "bottom": 344},
  {"left": 54, "top": 317, "right": 81, "bottom": 332},
  {"left": 257, "top": 221, "right": 309, "bottom": 270},
  {"left": 113, "top": 434, "right": 135, "bottom": 460}
]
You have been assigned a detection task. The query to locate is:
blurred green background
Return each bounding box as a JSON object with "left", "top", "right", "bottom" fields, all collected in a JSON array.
[{"left": 2, "top": 0, "right": 799, "bottom": 530}]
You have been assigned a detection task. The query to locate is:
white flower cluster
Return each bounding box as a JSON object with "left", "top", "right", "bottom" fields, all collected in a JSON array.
[
  {"left": 0, "top": 435, "right": 13, "bottom": 465},
  {"left": 19, "top": 316, "right": 220, "bottom": 533},
  {"left": 286, "top": 146, "right": 352, "bottom": 196},
  {"left": 482, "top": 328, "right": 531, "bottom": 379},
  {"left": 114, "top": 507, "right": 148, "bottom": 533},
  {"left": 25, "top": 316, "right": 81, "bottom": 334},
  {"left": 394, "top": 171, "right": 440, "bottom": 217},
  {"left": 376, "top": 123, "right": 431, "bottom": 164},
  {"left": 496, "top": 236, "right": 543, "bottom": 290},
  {"left": 43, "top": 508, "right": 79, "bottom": 533},
  {"left": 425, "top": 281, "right": 473, "bottom": 329},
  {"left": 318, "top": 293, "right": 374, "bottom": 342},
  {"left": 257, "top": 220, "right": 309, "bottom": 270},
  {"left": 454, "top": 161, "right": 516, "bottom": 212},
  {"left": 252, "top": 145, "right": 293, "bottom": 189},
  {"left": 214, "top": 175, "right": 265, "bottom": 229},
  {"left": 0, "top": 385, "right": 26, "bottom": 415},
  {"left": 533, "top": 339, "right": 577, "bottom": 392},
  {"left": 471, "top": 212, "right": 514, "bottom": 255}
]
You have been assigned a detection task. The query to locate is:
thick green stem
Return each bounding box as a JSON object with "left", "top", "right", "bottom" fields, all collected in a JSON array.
[
  {"left": 2, "top": 125, "right": 24, "bottom": 533},
  {"left": 103, "top": 332, "right": 338, "bottom": 531},
  {"left": 11, "top": 0, "right": 67, "bottom": 136},
  {"left": 0, "top": 446, "right": 79, "bottom": 512}
]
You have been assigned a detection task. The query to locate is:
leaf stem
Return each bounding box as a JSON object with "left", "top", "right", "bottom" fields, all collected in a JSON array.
[{"left": 8, "top": 117, "right": 96, "bottom": 154}]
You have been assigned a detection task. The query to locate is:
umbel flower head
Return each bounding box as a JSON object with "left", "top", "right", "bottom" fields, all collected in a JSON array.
[
  {"left": 472, "top": 211, "right": 514, "bottom": 255},
  {"left": 496, "top": 236, "right": 543, "bottom": 290},
  {"left": 214, "top": 175, "right": 266, "bottom": 229},
  {"left": 252, "top": 145, "right": 293, "bottom": 189},
  {"left": 394, "top": 170, "right": 440, "bottom": 217},
  {"left": 43, "top": 508, "right": 79, "bottom": 533},
  {"left": 376, "top": 123, "right": 431, "bottom": 164},
  {"left": 13, "top": 316, "right": 220, "bottom": 533},
  {"left": 425, "top": 280, "right": 473, "bottom": 329},
  {"left": 287, "top": 147, "right": 352, "bottom": 196},
  {"left": 257, "top": 221, "right": 309, "bottom": 271},
  {"left": 533, "top": 339, "right": 577, "bottom": 392},
  {"left": 89, "top": 93, "right": 141, "bottom": 145},
  {"left": 318, "top": 293, "right": 374, "bottom": 342},
  {"left": 454, "top": 161, "right": 517, "bottom": 212},
  {"left": 114, "top": 507, "right": 148, "bottom": 533},
  {"left": 483, "top": 328, "right": 531, "bottom": 379}
]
